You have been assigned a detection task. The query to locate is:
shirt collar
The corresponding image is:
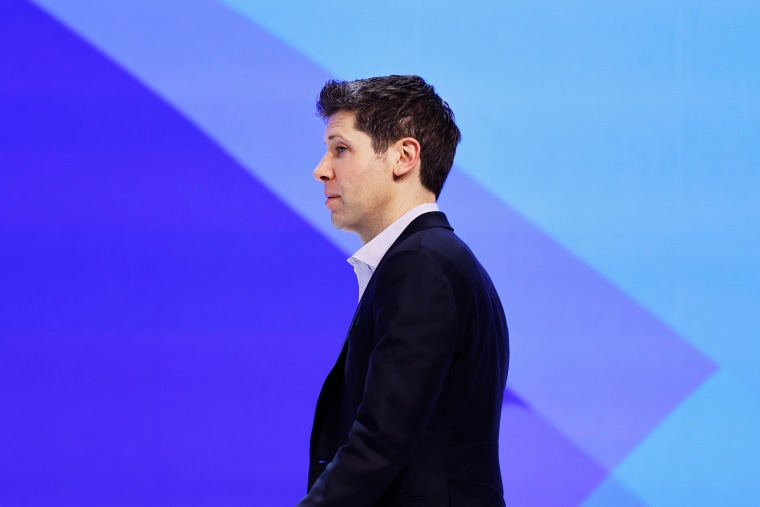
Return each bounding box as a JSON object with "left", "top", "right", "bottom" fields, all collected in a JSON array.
[{"left": 350, "top": 202, "right": 440, "bottom": 270}]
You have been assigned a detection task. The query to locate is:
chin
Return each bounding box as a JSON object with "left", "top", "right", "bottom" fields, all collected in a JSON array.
[
  {"left": 331, "top": 217, "right": 356, "bottom": 234},
  {"left": 330, "top": 216, "right": 347, "bottom": 231}
]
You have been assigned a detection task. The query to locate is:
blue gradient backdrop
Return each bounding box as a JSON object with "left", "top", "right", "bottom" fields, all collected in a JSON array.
[{"left": 2, "top": 1, "right": 758, "bottom": 505}]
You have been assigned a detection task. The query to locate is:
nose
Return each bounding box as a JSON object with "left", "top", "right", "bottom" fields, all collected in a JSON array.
[{"left": 313, "top": 152, "right": 333, "bottom": 182}]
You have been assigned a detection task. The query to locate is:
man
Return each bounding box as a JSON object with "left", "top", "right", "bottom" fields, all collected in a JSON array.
[{"left": 298, "top": 75, "right": 509, "bottom": 507}]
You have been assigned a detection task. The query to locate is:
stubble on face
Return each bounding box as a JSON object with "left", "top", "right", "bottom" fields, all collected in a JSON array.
[{"left": 318, "top": 112, "right": 395, "bottom": 244}]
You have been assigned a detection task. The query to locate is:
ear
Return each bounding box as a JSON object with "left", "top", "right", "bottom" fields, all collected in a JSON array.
[{"left": 392, "top": 137, "right": 421, "bottom": 178}]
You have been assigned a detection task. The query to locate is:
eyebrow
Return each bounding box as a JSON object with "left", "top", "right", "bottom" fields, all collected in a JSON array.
[{"left": 324, "top": 134, "right": 347, "bottom": 144}]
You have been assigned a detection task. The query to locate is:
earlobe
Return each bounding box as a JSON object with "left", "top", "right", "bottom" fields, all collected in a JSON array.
[{"left": 392, "top": 137, "right": 421, "bottom": 178}]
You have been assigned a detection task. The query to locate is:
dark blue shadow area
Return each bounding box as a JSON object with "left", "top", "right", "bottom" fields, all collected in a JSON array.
[{"left": 0, "top": 1, "right": 354, "bottom": 505}]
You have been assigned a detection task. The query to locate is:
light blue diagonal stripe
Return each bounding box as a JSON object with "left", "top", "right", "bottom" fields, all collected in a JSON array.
[{"left": 614, "top": 369, "right": 760, "bottom": 507}]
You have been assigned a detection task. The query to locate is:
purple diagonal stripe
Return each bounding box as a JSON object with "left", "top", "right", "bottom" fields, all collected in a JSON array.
[
  {"left": 500, "top": 391, "right": 608, "bottom": 507},
  {"left": 444, "top": 172, "right": 717, "bottom": 468}
]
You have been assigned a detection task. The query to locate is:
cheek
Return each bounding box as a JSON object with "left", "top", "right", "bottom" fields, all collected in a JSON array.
[{"left": 339, "top": 165, "right": 366, "bottom": 195}]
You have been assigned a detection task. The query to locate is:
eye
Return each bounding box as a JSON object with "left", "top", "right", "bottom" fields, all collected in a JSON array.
[{"left": 335, "top": 145, "right": 348, "bottom": 155}]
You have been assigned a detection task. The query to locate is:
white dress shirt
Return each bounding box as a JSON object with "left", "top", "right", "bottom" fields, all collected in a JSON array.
[{"left": 347, "top": 203, "right": 440, "bottom": 301}]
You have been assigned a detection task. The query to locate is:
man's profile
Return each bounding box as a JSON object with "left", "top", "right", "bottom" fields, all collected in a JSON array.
[{"left": 297, "top": 75, "right": 509, "bottom": 507}]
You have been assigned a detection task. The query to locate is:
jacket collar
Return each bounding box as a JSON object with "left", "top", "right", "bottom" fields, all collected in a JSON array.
[{"left": 388, "top": 211, "right": 453, "bottom": 251}]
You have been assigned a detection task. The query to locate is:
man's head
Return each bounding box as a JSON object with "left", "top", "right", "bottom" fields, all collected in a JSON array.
[{"left": 316, "top": 75, "right": 461, "bottom": 199}]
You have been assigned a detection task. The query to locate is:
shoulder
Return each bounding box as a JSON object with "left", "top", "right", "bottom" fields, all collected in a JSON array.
[
  {"left": 379, "top": 214, "right": 496, "bottom": 302},
  {"left": 365, "top": 212, "right": 485, "bottom": 301},
  {"left": 388, "top": 212, "right": 466, "bottom": 257},
  {"left": 390, "top": 218, "right": 476, "bottom": 273},
  {"left": 374, "top": 223, "right": 478, "bottom": 301}
]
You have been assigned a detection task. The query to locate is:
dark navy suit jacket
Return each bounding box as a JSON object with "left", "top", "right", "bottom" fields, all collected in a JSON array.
[{"left": 298, "top": 212, "right": 509, "bottom": 507}]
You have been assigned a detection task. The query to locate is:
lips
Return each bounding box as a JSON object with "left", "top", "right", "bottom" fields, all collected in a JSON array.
[{"left": 324, "top": 193, "right": 340, "bottom": 208}]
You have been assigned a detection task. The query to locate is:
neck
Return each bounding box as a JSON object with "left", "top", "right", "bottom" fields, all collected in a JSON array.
[{"left": 357, "top": 196, "right": 436, "bottom": 244}]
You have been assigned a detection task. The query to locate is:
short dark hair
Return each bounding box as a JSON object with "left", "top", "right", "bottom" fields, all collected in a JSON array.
[{"left": 316, "top": 75, "right": 461, "bottom": 198}]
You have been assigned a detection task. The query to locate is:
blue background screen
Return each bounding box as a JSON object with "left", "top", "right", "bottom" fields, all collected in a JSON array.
[{"left": 2, "top": 1, "right": 759, "bottom": 505}]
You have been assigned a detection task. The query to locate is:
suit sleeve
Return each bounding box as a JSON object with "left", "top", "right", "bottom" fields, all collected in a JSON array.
[{"left": 296, "top": 250, "right": 458, "bottom": 506}]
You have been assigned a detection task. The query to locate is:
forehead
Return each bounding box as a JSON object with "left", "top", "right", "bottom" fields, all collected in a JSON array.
[{"left": 323, "top": 110, "right": 360, "bottom": 142}]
